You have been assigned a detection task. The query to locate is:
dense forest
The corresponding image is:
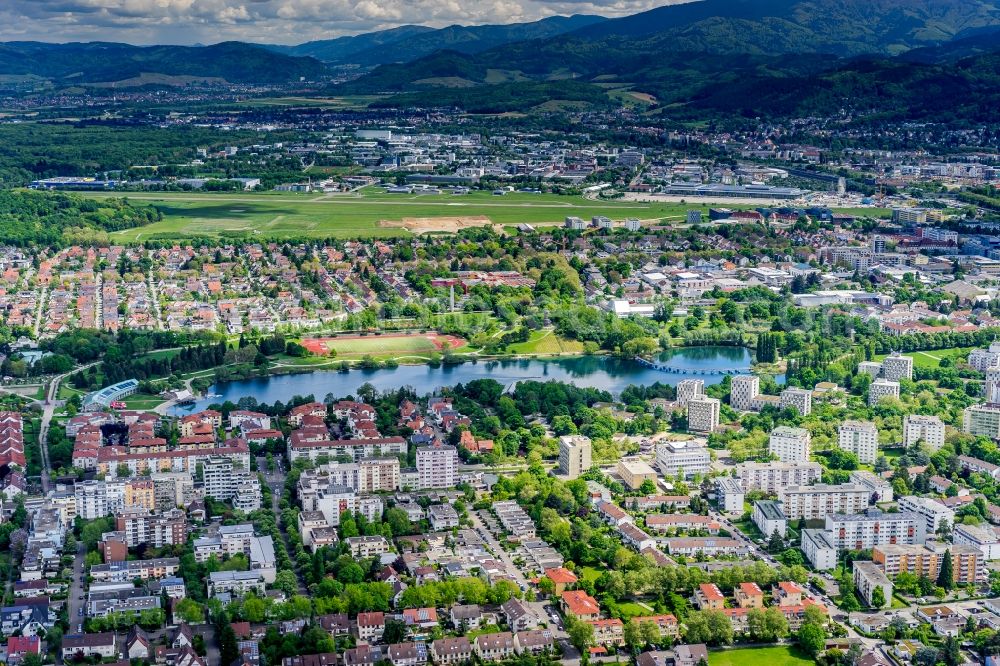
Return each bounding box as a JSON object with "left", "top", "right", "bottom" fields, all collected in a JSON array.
[{"left": 0, "top": 190, "right": 160, "bottom": 247}]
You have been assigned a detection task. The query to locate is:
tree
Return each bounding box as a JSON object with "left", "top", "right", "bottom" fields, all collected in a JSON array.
[
  {"left": 174, "top": 598, "right": 205, "bottom": 624},
  {"left": 383, "top": 618, "right": 408, "bottom": 645},
  {"left": 797, "top": 623, "right": 826, "bottom": 657},
  {"left": 914, "top": 647, "right": 940, "bottom": 666},
  {"left": 274, "top": 570, "right": 299, "bottom": 596},
  {"left": 766, "top": 530, "right": 785, "bottom": 553},
  {"left": 871, "top": 585, "right": 886, "bottom": 609},
  {"left": 942, "top": 636, "right": 961, "bottom": 666},
  {"left": 567, "top": 617, "right": 595, "bottom": 655},
  {"left": 623, "top": 620, "right": 642, "bottom": 652},
  {"left": 937, "top": 549, "right": 954, "bottom": 590},
  {"left": 640, "top": 620, "right": 662, "bottom": 647}
]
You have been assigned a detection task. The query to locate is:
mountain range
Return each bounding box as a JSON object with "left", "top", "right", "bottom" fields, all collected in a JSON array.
[
  {"left": 0, "top": 0, "right": 999, "bottom": 122},
  {"left": 271, "top": 15, "right": 606, "bottom": 65}
]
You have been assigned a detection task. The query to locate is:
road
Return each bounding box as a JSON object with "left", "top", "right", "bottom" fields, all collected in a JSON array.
[
  {"left": 37, "top": 362, "right": 98, "bottom": 493},
  {"left": 60, "top": 541, "right": 87, "bottom": 663},
  {"left": 259, "top": 455, "right": 308, "bottom": 594}
]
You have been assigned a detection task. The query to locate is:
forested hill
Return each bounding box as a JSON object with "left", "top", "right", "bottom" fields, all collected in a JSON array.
[
  {"left": 276, "top": 15, "right": 606, "bottom": 65},
  {"left": 0, "top": 190, "right": 160, "bottom": 247},
  {"left": 0, "top": 41, "right": 327, "bottom": 86},
  {"left": 336, "top": 0, "right": 1000, "bottom": 119}
]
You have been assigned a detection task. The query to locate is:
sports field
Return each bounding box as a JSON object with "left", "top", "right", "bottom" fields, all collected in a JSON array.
[
  {"left": 82, "top": 189, "right": 889, "bottom": 241},
  {"left": 301, "top": 333, "right": 466, "bottom": 357}
]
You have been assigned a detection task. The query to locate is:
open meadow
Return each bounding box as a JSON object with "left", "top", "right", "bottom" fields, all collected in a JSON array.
[{"left": 83, "top": 188, "right": 889, "bottom": 241}]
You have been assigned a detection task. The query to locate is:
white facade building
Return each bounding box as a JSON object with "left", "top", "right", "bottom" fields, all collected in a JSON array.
[
  {"left": 869, "top": 379, "right": 900, "bottom": 406},
  {"left": 768, "top": 426, "right": 811, "bottom": 463},
  {"left": 416, "top": 443, "right": 459, "bottom": 489},
  {"left": 780, "top": 387, "right": 812, "bottom": 416},
  {"left": 903, "top": 414, "right": 945, "bottom": 450},
  {"left": 656, "top": 440, "right": 711, "bottom": 480},
  {"left": 686, "top": 396, "right": 720, "bottom": 434},
  {"left": 896, "top": 495, "right": 955, "bottom": 534},
  {"left": 838, "top": 420, "right": 878, "bottom": 464},
  {"left": 730, "top": 375, "right": 760, "bottom": 411}
]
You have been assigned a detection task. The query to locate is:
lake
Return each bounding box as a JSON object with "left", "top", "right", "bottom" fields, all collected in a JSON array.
[{"left": 172, "top": 346, "right": 764, "bottom": 413}]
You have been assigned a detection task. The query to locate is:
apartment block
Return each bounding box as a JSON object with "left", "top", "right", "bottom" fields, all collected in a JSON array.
[
  {"left": 853, "top": 561, "right": 892, "bottom": 608},
  {"left": 838, "top": 420, "right": 878, "bottom": 464},
  {"left": 903, "top": 414, "right": 945, "bottom": 450},
  {"left": 780, "top": 387, "right": 812, "bottom": 416},
  {"left": 869, "top": 379, "right": 900, "bottom": 406},
  {"left": 801, "top": 529, "right": 837, "bottom": 570},
  {"left": 768, "top": 426, "right": 811, "bottom": 463},
  {"left": 558, "top": 436, "right": 592, "bottom": 479},
  {"left": 736, "top": 461, "right": 822, "bottom": 493},
  {"left": 656, "top": 441, "right": 710, "bottom": 479},
  {"left": 964, "top": 403, "right": 1000, "bottom": 440},
  {"left": 873, "top": 543, "right": 984, "bottom": 584},
  {"left": 896, "top": 496, "right": 955, "bottom": 533},
  {"left": 881, "top": 352, "right": 914, "bottom": 382},
  {"left": 953, "top": 523, "right": 1000, "bottom": 560},
  {"left": 752, "top": 500, "right": 787, "bottom": 538},
  {"left": 715, "top": 477, "right": 745, "bottom": 514},
  {"left": 848, "top": 470, "right": 895, "bottom": 503},
  {"left": 416, "top": 442, "right": 458, "bottom": 489},
  {"left": 730, "top": 375, "right": 760, "bottom": 411},
  {"left": 686, "top": 396, "right": 720, "bottom": 434},
  {"left": 824, "top": 508, "right": 925, "bottom": 551},
  {"left": 675, "top": 379, "right": 704, "bottom": 407},
  {"left": 778, "top": 484, "right": 869, "bottom": 520}
]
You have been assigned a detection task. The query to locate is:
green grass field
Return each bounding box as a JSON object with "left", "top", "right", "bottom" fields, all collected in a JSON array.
[
  {"left": 710, "top": 646, "right": 814, "bottom": 666},
  {"left": 83, "top": 189, "right": 891, "bottom": 241},
  {"left": 506, "top": 329, "right": 585, "bottom": 355},
  {"left": 875, "top": 347, "right": 973, "bottom": 370},
  {"left": 325, "top": 336, "right": 439, "bottom": 355}
]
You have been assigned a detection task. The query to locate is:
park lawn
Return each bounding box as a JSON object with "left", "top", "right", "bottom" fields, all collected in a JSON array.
[
  {"left": 875, "top": 347, "right": 973, "bottom": 370},
  {"left": 615, "top": 601, "right": 654, "bottom": 619},
  {"left": 710, "top": 646, "right": 814, "bottom": 666},
  {"left": 506, "top": 329, "right": 585, "bottom": 355},
  {"left": 85, "top": 190, "right": 890, "bottom": 241},
  {"left": 579, "top": 566, "right": 604, "bottom": 584}
]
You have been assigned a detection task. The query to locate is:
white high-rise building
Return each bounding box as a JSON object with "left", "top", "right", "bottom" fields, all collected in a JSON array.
[
  {"left": 985, "top": 366, "right": 1000, "bottom": 403},
  {"left": 969, "top": 342, "right": 1000, "bottom": 372},
  {"left": 716, "top": 477, "right": 745, "bottom": 513},
  {"left": 869, "top": 379, "right": 900, "bottom": 406},
  {"left": 736, "top": 461, "right": 822, "bottom": 493},
  {"left": 656, "top": 440, "right": 711, "bottom": 479},
  {"left": 777, "top": 483, "right": 870, "bottom": 520},
  {"left": 686, "top": 396, "right": 720, "bottom": 434},
  {"left": 730, "top": 375, "right": 760, "bottom": 411},
  {"left": 825, "top": 508, "right": 925, "bottom": 551},
  {"left": 416, "top": 442, "right": 459, "bottom": 489},
  {"left": 676, "top": 380, "right": 704, "bottom": 407},
  {"left": 780, "top": 387, "right": 812, "bottom": 416},
  {"left": 964, "top": 403, "right": 1000, "bottom": 440},
  {"left": 903, "top": 414, "right": 945, "bottom": 450},
  {"left": 75, "top": 480, "right": 109, "bottom": 520},
  {"left": 768, "top": 426, "right": 811, "bottom": 463},
  {"left": 558, "top": 435, "right": 592, "bottom": 479},
  {"left": 881, "top": 352, "right": 914, "bottom": 382},
  {"left": 838, "top": 420, "right": 878, "bottom": 464},
  {"left": 897, "top": 495, "right": 955, "bottom": 533}
]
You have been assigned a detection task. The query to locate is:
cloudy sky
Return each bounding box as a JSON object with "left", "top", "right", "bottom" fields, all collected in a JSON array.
[{"left": 0, "top": 0, "right": 683, "bottom": 45}]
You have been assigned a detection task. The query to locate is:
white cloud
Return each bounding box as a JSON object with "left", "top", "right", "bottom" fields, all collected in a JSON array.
[{"left": 0, "top": 0, "right": 688, "bottom": 45}]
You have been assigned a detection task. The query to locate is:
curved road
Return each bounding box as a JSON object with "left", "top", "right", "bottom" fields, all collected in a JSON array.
[{"left": 38, "top": 362, "right": 98, "bottom": 493}]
